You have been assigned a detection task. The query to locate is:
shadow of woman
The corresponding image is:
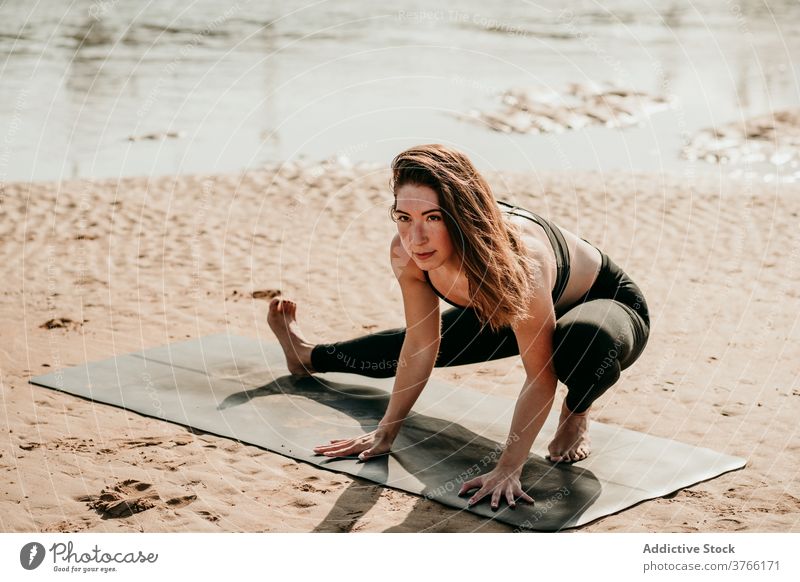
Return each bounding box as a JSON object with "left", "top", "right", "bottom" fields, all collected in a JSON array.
[{"left": 218, "top": 373, "right": 601, "bottom": 532}]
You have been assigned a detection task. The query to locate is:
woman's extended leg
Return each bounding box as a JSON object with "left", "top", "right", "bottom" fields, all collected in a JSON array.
[
  {"left": 269, "top": 297, "right": 518, "bottom": 377},
  {"left": 270, "top": 293, "right": 649, "bottom": 400},
  {"left": 307, "top": 303, "right": 521, "bottom": 378}
]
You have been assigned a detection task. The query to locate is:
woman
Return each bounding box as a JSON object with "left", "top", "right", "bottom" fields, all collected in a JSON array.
[{"left": 268, "top": 144, "right": 650, "bottom": 511}]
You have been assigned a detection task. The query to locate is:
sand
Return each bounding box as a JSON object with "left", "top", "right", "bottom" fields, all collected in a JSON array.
[{"left": 1, "top": 162, "right": 798, "bottom": 532}]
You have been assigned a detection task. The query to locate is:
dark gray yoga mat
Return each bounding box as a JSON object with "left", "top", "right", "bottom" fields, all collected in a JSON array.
[{"left": 29, "top": 334, "right": 745, "bottom": 531}]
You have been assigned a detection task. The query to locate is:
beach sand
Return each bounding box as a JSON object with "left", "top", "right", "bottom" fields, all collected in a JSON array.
[{"left": 1, "top": 164, "right": 798, "bottom": 532}]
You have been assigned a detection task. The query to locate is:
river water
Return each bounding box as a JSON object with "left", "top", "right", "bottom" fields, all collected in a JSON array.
[{"left": 1, "top": 0, "right": 798, "bottom": 181}]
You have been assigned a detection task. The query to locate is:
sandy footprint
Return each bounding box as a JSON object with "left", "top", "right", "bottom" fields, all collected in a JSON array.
[
  {"left": 51, "top": 438, "right": 96, "bottom": 453},
  {"left": 80, "top": 480, "right": 161, "bottom": 518},
  {"left": 198, "top": 510, "right": 220, "bottom": 523},
  {"left": 714, "top": 517, "right": 747, "bottom": 531},
  {"left": 764, "top": 493, "right": 800, "bottom": 515},
  {"left": 682, "top": 489, "right": 710, "bottom": 499},
  {"left": 42, "top": 517, "right": 94, "bottom": 533},
  {"left": 39, "top": 317, "right": 85, "bottom": 330},
  {"left": 116, "top": 435, "right": 193, "bottom": 448},
  {"left": 295, "top": 482, "right": 331, "bottom": 494},
  {"left": 80, "top": 480, "right": 198, "bottom": 519},
  {"left": 165, "top": 494, "right": 198, "bottom": 509}
]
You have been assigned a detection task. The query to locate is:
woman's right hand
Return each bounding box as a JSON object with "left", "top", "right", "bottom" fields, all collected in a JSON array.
[{"left": 312, "top": 426, "right": 395, "bottom": 462}]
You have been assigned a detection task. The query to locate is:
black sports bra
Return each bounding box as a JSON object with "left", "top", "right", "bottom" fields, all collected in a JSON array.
[{"left": 422, "top": 200, "right": 571, "bottom": 308}]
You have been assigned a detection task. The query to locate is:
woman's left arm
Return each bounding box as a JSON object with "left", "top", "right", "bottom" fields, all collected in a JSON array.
[
  {"left": 495, "top": 269, "right": 559, "bottom": 472},
  {"left": 459, "top": 240, "right": 559, "bottom": 508}
]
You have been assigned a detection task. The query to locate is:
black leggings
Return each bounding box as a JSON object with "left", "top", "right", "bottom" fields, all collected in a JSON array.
[{"left": 310, "top": 251, "right": 650, "bottom": 413}]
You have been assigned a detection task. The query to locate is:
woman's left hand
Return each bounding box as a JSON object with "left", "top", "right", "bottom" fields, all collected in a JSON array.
[{"left": 458, "top": 465, "right": 534, "bottom": 510}]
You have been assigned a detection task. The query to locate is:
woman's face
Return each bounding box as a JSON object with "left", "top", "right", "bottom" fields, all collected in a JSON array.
[{"left": 393, "top": 183, "right": 458, "bottom": 271}]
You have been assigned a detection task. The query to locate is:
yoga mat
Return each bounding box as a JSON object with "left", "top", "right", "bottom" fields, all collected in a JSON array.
[{"left": 29, "top": 334, "right": 746, "bottom": 531}]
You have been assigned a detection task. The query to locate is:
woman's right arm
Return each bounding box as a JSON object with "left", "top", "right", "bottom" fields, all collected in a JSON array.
[
  {"left": 313, "top": 235, "right": 441, "bottom": 460},
  {"left": 377, "top": 234, "right": 442, "bottom": 440}
]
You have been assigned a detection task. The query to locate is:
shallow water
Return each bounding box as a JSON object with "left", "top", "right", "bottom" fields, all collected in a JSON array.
[{"left": 1, "top": 0, "right": 798, "bottom": 182}]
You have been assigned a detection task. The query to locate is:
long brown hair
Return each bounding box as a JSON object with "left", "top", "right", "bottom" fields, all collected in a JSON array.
[{"left": 390, "top": 144, "right": 540, "bottom": 332}]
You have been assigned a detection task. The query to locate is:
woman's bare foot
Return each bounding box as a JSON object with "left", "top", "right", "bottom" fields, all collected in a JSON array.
[
  {"left": 547, "top": 400, "right": 591, "bottom": 463},
  {"left": 267, "top": 298, "right": 316, "bottom": 376}
]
